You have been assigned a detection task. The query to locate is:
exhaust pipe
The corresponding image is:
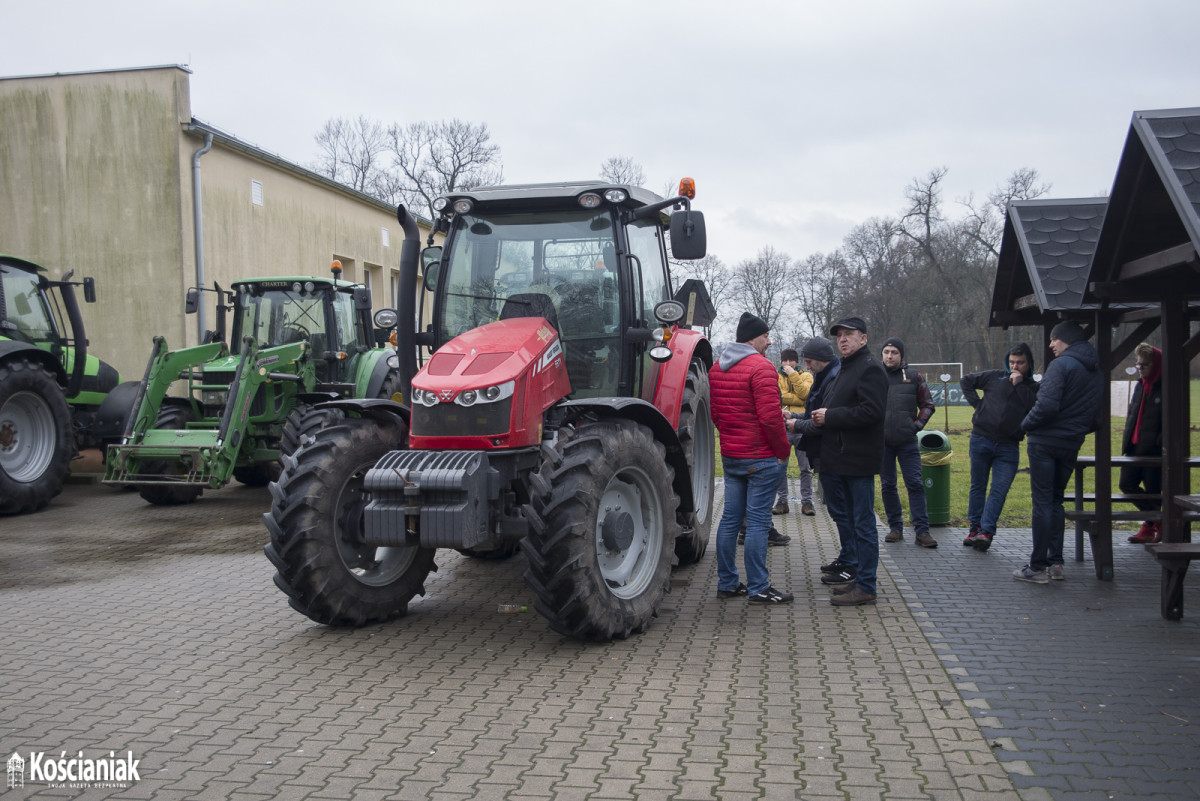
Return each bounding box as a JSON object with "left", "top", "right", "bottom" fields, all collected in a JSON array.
[{"left": 395, "top": 205, "right": 422, "bottom": 400}]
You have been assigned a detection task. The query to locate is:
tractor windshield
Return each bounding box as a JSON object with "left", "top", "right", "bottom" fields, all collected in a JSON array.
[
  {"left": 232, "top": 286, "right": 330, "bottom": 354},
  {"left": 439, "top": 209, "right": 622, "bottom": 397},
  {"left": 0, "top": 264, "right": 59, "bottom": 346}
]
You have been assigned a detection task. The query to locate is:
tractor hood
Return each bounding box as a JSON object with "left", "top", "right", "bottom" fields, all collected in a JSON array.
[{"left": 413, "top": 316, "right": 563, "bottom": 397}]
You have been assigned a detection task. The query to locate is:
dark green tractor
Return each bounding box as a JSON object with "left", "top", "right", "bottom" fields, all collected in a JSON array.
[
  {"left": 1, "top": 255, "right": 132, "bottom": 515},
  {"left": 104, "top": 265, "right": 401, "bottom": 505}
]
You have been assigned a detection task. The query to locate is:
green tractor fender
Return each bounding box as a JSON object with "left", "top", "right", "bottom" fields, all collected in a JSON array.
[
  {"left": 0, "top": 340, "right": 68, "bottom": 387},
  {"left": 355, "top": 349, "right": 402, "bottom": 400}
]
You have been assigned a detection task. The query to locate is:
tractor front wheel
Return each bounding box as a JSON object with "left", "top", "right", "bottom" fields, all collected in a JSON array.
[
  {"left": 138, "top": 404, "right": 204, "bottom": 506},
  {"left": 263, "top": 416, "right": 435, "bottom": 626},
  {"left": 0, "top": 357, "right": 73, "bottom": 516},
  {"left": 674, "top": 359, "right": 715, "bottom": 564},
  {"left": 523, "top": 418, "right": 679, "bottom": 641}
]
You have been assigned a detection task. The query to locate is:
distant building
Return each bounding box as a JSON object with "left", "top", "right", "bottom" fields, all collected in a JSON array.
[{"left": 0, "top": 65, "right": 430, "bottom": 379}]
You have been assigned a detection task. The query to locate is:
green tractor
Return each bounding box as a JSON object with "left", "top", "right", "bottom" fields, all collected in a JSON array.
[
  {"left": 1, "top": 255, "right": 133, "bottom": 515},
  {"left": 104, "top": 264, "right": 401, "bottom": 505}
]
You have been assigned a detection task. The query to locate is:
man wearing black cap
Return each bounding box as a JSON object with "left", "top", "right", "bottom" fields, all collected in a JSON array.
[
  {"left": 810, "top": 316, "right": 889, "bottom": 606},
  {"left": 879, "top": 337, "right": 937, "bottom": 548},
  {"left": 1014, "top": 320, "right": 1106, "bottom": 584},
  {"left": 709, "top": 312, "right": 794, "bottom": 603}
]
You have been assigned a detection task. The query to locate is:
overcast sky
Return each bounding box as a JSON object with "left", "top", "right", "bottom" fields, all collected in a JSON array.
[{"left": 4, "top": 0, "right": 1198, "bottom": 266}]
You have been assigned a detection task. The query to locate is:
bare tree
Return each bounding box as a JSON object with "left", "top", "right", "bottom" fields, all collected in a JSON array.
[
  {"left": 599, "top": 156, "right": 646, "bottom": 187},
  {"left": 311, "top": 116, "right": 392, "bottom": 198},
  {"left": 387, "top": 119, "right": 503, "bottom": 222},
  {"left": 731, "top": 246, "right": 795, "bottom": 334},
  {"left": 793, "top": 251, "right": 848, "bottom": 342},
  {"left": 960, "top": 167, "right": 1052, "bottom": 259}
]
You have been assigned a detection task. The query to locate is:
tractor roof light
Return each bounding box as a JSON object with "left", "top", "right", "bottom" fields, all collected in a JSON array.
[
  {"left": 654, "top": 299, "right": 686, "bottom": 324},
  {"left": 452, "top": 198, "right": 474, "bottom": 214},
  {"left": 374, "top": 308, "right": 398, "bottom": 328},
  {"left": 432, "top": 197, "right": 449, "bottom": 212},
  {"left": 578, "top": 192, "right": 602, "bottom": 209},
  {"left": 678, "top": 177, "right": 696, "bottom": 199},
  {"left": 304, "top": 281, "right": 315, "bottom": 292},
  {"left": 603, "top": 189, "right": 628, "bottom": 203},
  {"left": 292, "top": 282, "right": 303, "bottom": 292}
]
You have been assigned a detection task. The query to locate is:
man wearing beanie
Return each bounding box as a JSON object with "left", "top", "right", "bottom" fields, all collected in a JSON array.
[
  {"left": 811, "top": 316, "right": 888, "bottom": 606},
  {"left": 879, "top": 337, "right": 938, "bottom": 548},
  {"left": 1014, "top": 320, "right": 1106, "bottom": 584},
  {"left": 709, "top": 312, "right": 794, "bottom": 603},
  {"left": 774, "top": 347, "right": 815, "bottom": 516}
]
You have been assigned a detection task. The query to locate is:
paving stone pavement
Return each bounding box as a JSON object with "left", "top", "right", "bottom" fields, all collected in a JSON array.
[{"left": 0, "top": 476, "right": 1193, "bottom": 799}]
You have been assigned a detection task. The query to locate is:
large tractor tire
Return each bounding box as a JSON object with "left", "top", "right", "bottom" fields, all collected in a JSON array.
[
  {"left": 0, "top": 356, "right": 73, "bottom": 516},
  {"left": 279, "top": 402, "right": 345, "bottom": 457},
  {"left": 674, "top": 359, "right": 715, "bottom": 565},
  {"left": 263, "top": 416, "right": 436, "bottom": 627},
  {"left": 138, "top": 404, "right": 204, "bottom": 506},
  {"left": 376, "top": 370, "right": 403, "bottom": 401},
  {"left": 522, "top": 418, "right": 680, "bottom": 641}
]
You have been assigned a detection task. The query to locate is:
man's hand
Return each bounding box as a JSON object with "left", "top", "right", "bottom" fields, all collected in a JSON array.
[
  {"left": 783, "top": 365, "right": 795, "bottom": 375},
  {"left": 812, "top": 408, "right": 826, "bottom": 426},
  {"left": 1010, "top": 371, "right": 1024, "bottom": 386}
]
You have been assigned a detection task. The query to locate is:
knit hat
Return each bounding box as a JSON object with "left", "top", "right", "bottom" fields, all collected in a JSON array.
[
  {"left": 736, "top": 312, "right": 769, "bottom": 343},
  {"left": 1050, "top": 320, "right": 1086, "bottom": 345},
  {"left": 780, "top": 348, "right": 799, "bottom": 362},
  {"left": 829, "top": 316, "right": 867, "bottom": 336},
  {"left": 800, "top": 336, "right": 835, "bottom": 362},
  {"left": 882, "top": 337, "right": 905, "bottom": 359}
]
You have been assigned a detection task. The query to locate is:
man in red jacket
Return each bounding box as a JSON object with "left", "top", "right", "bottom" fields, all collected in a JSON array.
[{"left": 710, "top": 312, "right": 794, "bottom": 604}]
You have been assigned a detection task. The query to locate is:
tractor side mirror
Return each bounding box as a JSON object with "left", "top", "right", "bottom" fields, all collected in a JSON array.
[
  {"left": 185, "top": 288, "right": 199, "bottom": 314},
  {"left": 353, "top": 286, "right": 372, "bottom": 311},
  {"left": 421, "top": 246, "right": 442, "bottom": 291},
  {"left": 668, "top": 210, "right": 706, "bottom": 260},
  {"left": 82, "top": 277, "right": 96, "bottom": 303}
]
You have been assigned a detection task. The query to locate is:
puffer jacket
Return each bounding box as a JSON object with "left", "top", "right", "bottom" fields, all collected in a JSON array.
[
  {"left": 710, "top": 344, "right": 790, "bottom": 460},
  {"left": 882, "top": 365, "right": 934, "bottom": 447},
  {"left": 778, "top": 369, "right": 812, "bottom": 415},
  {"left": 1021, "top": 340, "right": 1106, "bottom": 450}
]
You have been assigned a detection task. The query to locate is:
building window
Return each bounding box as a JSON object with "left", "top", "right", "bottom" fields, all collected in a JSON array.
[
  {"left": 251, "top": 180, "right": 264, "bottom": 206},
  {"left": 382, "top": 227, "right": 390, "bottom": 247}
]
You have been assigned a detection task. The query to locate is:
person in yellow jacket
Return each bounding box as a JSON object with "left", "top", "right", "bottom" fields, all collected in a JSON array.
[{"left": 775, "top": 348, "right": 816, "bottom": 516}]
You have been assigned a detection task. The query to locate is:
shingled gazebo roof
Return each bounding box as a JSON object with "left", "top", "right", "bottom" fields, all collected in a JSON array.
[{"left": 990, "top": 198, "right": 1107, "bottom": 327}]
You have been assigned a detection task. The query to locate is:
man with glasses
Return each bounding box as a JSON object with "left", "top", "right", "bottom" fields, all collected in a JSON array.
[{"left": 1122, "top": 342, "right": 1164, "bottom": 544}]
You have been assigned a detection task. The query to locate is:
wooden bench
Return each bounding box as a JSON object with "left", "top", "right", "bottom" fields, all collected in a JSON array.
[{"left": 1147, "top": 543, "right": 1200, "bottom": 620}]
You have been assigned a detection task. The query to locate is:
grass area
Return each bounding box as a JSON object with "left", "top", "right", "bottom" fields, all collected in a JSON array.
[{"left": 716, "top": 381, "right": 1200, "bottom": 530}]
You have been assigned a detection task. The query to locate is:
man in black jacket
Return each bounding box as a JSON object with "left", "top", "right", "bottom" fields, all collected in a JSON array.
[
  {"left": 811, "top": 317, "right": 889, "bottom": 606},
  {"left": 1015, "top": 320, "right": 1106, "bottom": 584},
  {"left": 960, "top": 343, "right": 1038, "bottom": 552},
  {"left": 879, "top": 338, "right": 937, "bottom": 548}
]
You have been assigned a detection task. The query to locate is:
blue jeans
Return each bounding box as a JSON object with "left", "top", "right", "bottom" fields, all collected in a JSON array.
[
  {"left": 717, "top": 457, "right": 783, "bottom": 595},
  {"left": 821, "top": 473, "right": 879, "bottom": 594},
  {"left": 967, "top": 435, "right": 1020, "bottom": 534},
  {"left": 880, "top": 441, "right": 928, "bottom": 534},
  {"left": 775, "top": 445, "right": 813, "bottom": 505},
  {"left": 1027, "top": 441, "right": 1077, "bottom": 571}
]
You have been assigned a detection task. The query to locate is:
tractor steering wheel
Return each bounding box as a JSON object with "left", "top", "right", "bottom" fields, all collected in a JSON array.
[{"left": 281, "top": 325, "right": 311, "bottom": 345}]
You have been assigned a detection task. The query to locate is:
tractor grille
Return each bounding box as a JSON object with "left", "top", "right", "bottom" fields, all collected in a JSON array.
[{"left": 410, "top": 399, "right": 512, "bottom": 437}]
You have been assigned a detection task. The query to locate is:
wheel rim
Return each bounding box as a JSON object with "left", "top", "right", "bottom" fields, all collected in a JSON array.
[
  {"left": 0, "top": 390, "right": 58, "bottom": 482},
  {"left": 595, "top": 464, "right": 664, "bottom": 598},
  {"left": 691, "top": 397, "right": 714, "bottom": 522},
  {"left": 334, "top": 457, "right": 420, "bottom": 587}
]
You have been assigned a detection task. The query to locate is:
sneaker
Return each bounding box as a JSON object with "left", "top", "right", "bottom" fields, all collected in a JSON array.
[
  {"left": 1013, "top": 565, "right": 1049, "bottom": 584},
  {"left": 885, "top": 529, "right": 903, "bottom": 543},
  {"left": 801, "top": 501, "right": 815, "bottom": 516},
  {"left": 964, "top": 525, "right": 981, "bottom": 546},
  {"left": 915, "top": 532, "right": 938, "bottom": 548},
  {"left": 1128, "top": 521, "right": 1160, "bottom": 544},
  {"left": 748, "top": 586, "right": 794, "bottom": 604},
  {"left": 1048, "top": 565, "right": 1064, "bottom": 581},
  {"left": 771, "top": 502, "right": 789, "bottom": 515},
  {"left": 820, "top": 559, "right": 847, "bottom": 574},
  {"left": 830, "top": 587, "right": 877, "bottom": 606},
  {"left": 717, "top": 583, "right": 749, "bottom": 599},
  {"left": 821, "top": 566, "right": 857, "bottom": 585},
  {"left": 767, "top": 528, "right": 791, "bottom": 546},
  {"left": 973, "top": 532, "right": 994, "bottom": 552}
]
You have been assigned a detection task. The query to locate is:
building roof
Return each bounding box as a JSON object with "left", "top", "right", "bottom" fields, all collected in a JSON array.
[
  {"left": 991, "top": 197, "right": 1107, "bottom": 327},
  {"left": 1086, "top": 107, "right": 1200, "bottom": 304}
]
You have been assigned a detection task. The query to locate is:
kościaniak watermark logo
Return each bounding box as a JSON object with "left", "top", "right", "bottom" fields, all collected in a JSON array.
[{"left": 7, "top": 749, "right": 141, "bottom": 791}]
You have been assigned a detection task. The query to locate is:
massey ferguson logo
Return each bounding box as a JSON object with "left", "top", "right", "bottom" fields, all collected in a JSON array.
[
  {"left": 438, "top": 389, "right": 455, "bottom": 403},
  {"left": 532, "top": 339, "right": 563, "bottom": 377}
]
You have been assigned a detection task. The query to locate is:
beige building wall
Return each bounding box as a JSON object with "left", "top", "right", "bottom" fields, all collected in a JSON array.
[{"left": 0, "top": 65, "right": 430, "bottom": 380}]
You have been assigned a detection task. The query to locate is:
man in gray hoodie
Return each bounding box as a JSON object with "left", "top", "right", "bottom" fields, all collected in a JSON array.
[{"left": 1014, "top": 321, "right": 1106, "bottom": 584}]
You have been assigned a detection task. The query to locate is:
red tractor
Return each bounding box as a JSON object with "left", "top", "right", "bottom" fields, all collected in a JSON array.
[{"left": 263, "top": 180, "right": 715, "bottom": 641}]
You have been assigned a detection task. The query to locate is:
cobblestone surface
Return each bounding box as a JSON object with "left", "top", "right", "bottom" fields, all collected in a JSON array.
[{"left": 1, "top": 476, "right": 1193, "bottom": 799}]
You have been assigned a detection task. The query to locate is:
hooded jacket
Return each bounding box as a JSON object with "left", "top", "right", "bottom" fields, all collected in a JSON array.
[
  {"left": 709, "top": 343, "right": 790, "bottom": 460},
  {"left": 960, "top": 343, "right": 1039, "bottom": 444},
  {"left": 1021, "top": 339, "right": 1106, "bottom": 450},
  {"left": 1121, "top": 346, "right": 1163, "bottom": 456}
]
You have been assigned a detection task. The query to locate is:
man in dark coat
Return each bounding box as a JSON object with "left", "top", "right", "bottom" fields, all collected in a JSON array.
[
  {"left": 959, "top": 343, "right": 1038, "bottom": 552},
  {"left": 879, "top": 337, "right": 937, "bottom": 548},
  {"left": 1122, "top": 342, "right": 1164, "bottom": 544},
  {"left": 1015, "top": 320, "right": 1106, "bottom": 584},
  {"left": 810, "top": 317, "right": 889, "bottom": 606}
]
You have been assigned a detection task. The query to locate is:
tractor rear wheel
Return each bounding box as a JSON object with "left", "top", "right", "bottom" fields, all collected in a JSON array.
[
  {"left": 523, "top": 418, "right": 679, "bottom": 641},
  {"left": 0, "top": 357, "right": 73, "bottom": 516},
  {"left": 376, "top": 370, "right": 403, "bottom": 401},
  {"left": 138, "top": 404, "right": 204, "bottom": 506},
  {"left": 674, "top": 359, "right": 715, "bottom": 564},
  {"left": 264, "top": 416, "right": 436, "bottom": 626},
  {"left": 279, "top": 402, "right": 345, "bottom": 458}
]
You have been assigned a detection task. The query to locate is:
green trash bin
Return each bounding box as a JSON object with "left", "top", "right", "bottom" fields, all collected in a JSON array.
[{"left": 918, "top": 430, "right": 953, "bottom": 526}]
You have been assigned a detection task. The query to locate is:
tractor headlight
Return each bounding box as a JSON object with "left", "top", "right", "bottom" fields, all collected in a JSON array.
[
  {"left": 412, "top": 388, "right": 439, "bottom": 407},
  {"left": 603, "top": 189, "right": 628, "bottom": 203},
  {"left": 452, "top": 198, "right": 474, "bottom": 214},
  {"left": 202, "top": 390, "right": 228, "bottom": 407},
  {"left": 459, "top": 389, "right": 478, "bottom": 406},
  {"left": 453, "top": 380, "right": 514, "bottom": 407}
]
